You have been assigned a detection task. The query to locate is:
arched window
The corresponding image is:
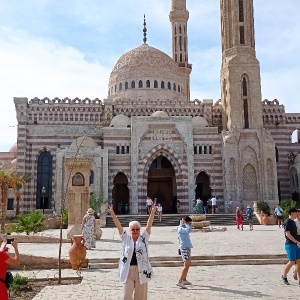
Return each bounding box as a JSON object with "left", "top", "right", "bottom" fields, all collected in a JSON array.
[
  {"left": 121, "top": 146, "right": 125, "bottom": 154},
  {"left": 72, "top": 172, "right": 84, "bottom": 186},
  {"left": 89, "top": 170, "right": 94, "bottom": 185},
  {"left": 275, "top": 147, "right": 279, "bottom": 162},
  {"left": 161, "top": 81, "right": 165, "bottom": 89},
  {"left": 239, "top": 0, "right": 244, "bottom": 22},
  {"left": 173, "top": 83, "right": 176, "bottom": 91},
  {"left": 119, "top": 83, "right": 122, "bottom": 91},
  {"left": 139, "top": 80, "right": 143, "bottom": 88},
  {"left": 242, "top": 76, "right": 249, "bottom": 129},
  {"left": 194, "top": 146, "right": 197, "bottom": 154},
  {"left": 131, "top": 80, "right": 135, "bottom": 89},
  {"left": 36, "top": 151, "right": 53, "bottom": 210},
  {"left": 168, "top": 82, "right": 171, "bottom": 90},
  {"left": 146, "top": 80, "right": 150, "bottom": 88},
  {"left": 116, "top": 146, "right": 120, "bottom": 154},
  {"left": 154, "top": 80, "right": 158, "bottom": 88},
  {"left": 125, "top": 82, "right": 129, "bottom": 90},
  {"left": 291, "top": 129, "right": 300, "bottom": 143}
]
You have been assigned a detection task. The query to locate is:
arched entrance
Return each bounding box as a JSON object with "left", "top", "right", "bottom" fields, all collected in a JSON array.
[
  {"left": 147, "top": 155, "right": 176, "bottom": 213},
  {"left": 195, "top": 172, "right": 211, "bottom": 202},
  {"left": 112, "top": 172, "right": 129, "bottom": 214}
]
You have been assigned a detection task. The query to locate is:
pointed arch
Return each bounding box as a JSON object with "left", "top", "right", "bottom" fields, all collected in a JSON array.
[
  {"left": 36, "top": 150, "right": 53, "bottom": 210},
  {"left": 241, "top": 74, "right": 249, "bottom": 129}
]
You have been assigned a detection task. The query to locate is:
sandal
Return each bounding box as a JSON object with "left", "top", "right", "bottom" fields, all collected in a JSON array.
[{"left": 293, "top": 270, "right": 298, "bottom": 280}]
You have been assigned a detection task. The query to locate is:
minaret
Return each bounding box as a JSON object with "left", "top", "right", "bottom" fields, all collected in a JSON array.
[
  {"left": 220, "top": 0, "right": 263, "bottom": 130},
  {"left": 169, "top": 0, "right": 192, "bottom": 100}
]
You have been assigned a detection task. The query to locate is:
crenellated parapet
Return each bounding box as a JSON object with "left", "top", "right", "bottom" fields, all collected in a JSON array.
[{"left": 26, "top": 97, "right": 105, "bottom": 125}]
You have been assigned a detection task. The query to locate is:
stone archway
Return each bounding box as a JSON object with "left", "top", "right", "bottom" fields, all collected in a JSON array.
[
  {"left": 195, "top": 171, "right": 211, "bottom": 203},
  {"left": 112, "top": 172, "right": 129, "bottom": 215},
  {"left": 147, "top": 155, "right": 176, "bottom": 213},
  {"left": 138, "top": 144, "right": 188, "bottom": 214}
]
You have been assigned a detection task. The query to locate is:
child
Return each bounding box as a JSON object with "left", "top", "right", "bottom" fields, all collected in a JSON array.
[{"left": 157, "top": 203, "right": 163, "bottom": 222}]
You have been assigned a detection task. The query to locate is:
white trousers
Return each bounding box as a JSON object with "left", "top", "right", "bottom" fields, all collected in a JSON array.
[{"left": 123, "top": 266, "right": 148, "bottom": 300}]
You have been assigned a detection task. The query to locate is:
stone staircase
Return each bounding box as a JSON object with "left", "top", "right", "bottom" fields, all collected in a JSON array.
[
  {"left": 88, "top": 254, "right": 286, "bottom": 269},
  {"left": 105, "top": 213, "right": 260, "bottom": 228}
]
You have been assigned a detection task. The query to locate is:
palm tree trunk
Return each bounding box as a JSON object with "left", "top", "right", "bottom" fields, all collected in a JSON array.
[
  {"left": 1, "top": 186, "right": 8, "bottom": 233},
  {"left": 16, "top": 193, "right": 21, "bottom": 216}
]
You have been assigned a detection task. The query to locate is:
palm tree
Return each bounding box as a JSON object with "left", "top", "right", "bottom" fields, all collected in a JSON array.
[
  {"left": 11, "top": 174, "right": 30, "bottom": 216},
  {"left": 0, "top": 170, "right": 30, "bottom": 232},
  {"left": 0, "top": 170, "right": 12, "bottom": 233}
]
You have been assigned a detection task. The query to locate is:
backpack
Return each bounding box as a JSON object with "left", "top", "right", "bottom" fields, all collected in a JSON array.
[{"left": 0, "top": 271, "right": 14, "bottom": 289}]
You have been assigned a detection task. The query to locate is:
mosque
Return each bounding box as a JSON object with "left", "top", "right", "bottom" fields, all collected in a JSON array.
[{"left": 1, "top": 0, "right": 300, "bottom": 217}]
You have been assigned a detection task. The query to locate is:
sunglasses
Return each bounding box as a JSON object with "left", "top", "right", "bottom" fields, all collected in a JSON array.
[{"left": 131, "top": 228, "right": 140, "bottom": 232}]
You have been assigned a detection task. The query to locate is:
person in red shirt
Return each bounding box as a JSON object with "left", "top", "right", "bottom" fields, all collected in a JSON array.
[{"left": 0, "top": 236, "right": 20, "bottom": 300}]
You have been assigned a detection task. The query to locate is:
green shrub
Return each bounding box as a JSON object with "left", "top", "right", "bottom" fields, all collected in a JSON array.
[
  {"left": 4, "top": 223, "right": 18, "bottom": 235},
  {"left": 280, "top": 199, "right": 300, "bottom": 219},
  {"left": 58, "top": 209, "right": 68, "bottom": 228},
  {"left": 256, "top": 200, "right": 271, "bottom": 216},
  {"left": 10, "top": 273, "right": 29, "bottom": 293},
  {"left": 15, "top": 211, "right": 46, "bottom": 235}
]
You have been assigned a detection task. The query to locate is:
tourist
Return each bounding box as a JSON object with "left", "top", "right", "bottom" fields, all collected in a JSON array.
[
  {"left": 195, "top": 198, "right": 204, "bottom": 214},
  {"left": 292, "top": 209, "right": 300, "bottom": 280},
  {"left": 246, "top": 205, "right": 254, "bottom": 231},
  {"left": 274, "top": 204, "right": 284, "bottom": 228},
  {"left": 281, "top": 208, "right": 300, "bottom": 285},
  {"left": 108, "top": 203, "right": 157, "bottom": 300},
  {"left": 177, "top": 216, "right": 193, "bottom": 289},
  {"left": 207, "top": 198, "right": 212, "bottom": 214},
  {"left": 203, "top": 198, "right": 208, "bottom": 214},
  {"left": 176, "top": 200, "right": 181, "bottom": 214},
  {"left": 236, "top": 207, "right": 244, "bottom": 230},
  {"left": 157, "top": 203, "right": 163, "bottom": 222},
  {"left": 0, "top": 237, "right": 20, "bottom": 300},
  {"left": 146, "top": 197, "right": 153, "bottom": 215},
  {"left": 211, "top": 196, "right": 217, "bottom": 214},
  {"left": 124, "top": 204, "right": 129, "bottom": 215},
  {"left": 81, "top": 208, "right": 96, "bottom": 250},
  {"left": 153, "top": 198, "right": 157, "bottom": 206}
]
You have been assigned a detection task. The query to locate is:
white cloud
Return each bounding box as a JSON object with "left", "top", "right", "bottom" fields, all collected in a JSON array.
[{"left": 0, "top": 26, "right": 111, "bottom": 151}]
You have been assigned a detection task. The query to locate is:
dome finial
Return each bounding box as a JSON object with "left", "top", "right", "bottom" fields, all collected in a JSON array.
[{"left": 143, "top": 14, "right": 147, "bottom": 44}]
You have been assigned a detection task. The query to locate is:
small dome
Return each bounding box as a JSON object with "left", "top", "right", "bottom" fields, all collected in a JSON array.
[
  {"left": 9, "top": 143, "right": 17, "bottom": 153},
  {"left": 110, "top": 114, "right": 131, "bottom": 128},
  {"left": 70, "top": 136, "right": 98, "bottom": 150},
  {"left": 192, "top": 116, "right": 208, "bottom": 127},
  {"left": 151, "top": 111, "right": 168, "bottom": 117},
  {"left": 11, "top": 158, "right": 17, "bottom": 169},
  {"left": 294, "top": 154, "right": 300, "bottom": 164}
]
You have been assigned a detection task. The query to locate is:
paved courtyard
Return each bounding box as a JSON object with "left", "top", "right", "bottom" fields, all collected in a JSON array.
[{"left": 10, "top": 224, "right": 300, "bottom": 299}]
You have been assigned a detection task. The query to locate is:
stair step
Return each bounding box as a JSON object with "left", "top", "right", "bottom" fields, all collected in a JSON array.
[{"left": 105, "top": 214, "right": 260, "bottom": 228}]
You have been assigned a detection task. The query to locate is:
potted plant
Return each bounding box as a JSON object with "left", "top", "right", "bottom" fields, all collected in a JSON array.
[
  {"left": 89, "top": 194, "right": 106, "bottom": 239},
  {"left": 256, "top": 200, "right": 271, "bottom": 225}
]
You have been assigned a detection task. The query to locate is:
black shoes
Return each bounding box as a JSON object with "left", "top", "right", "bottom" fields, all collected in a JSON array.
[{"left": 281, "top": 275, "right": 290, "bottom": 285}]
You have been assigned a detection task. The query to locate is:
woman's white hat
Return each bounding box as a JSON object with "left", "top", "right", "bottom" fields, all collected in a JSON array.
[{"left": 87, "top": 208, "right": 94, "bottom": 214}]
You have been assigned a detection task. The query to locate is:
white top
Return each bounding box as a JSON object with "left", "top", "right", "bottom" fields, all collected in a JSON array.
[
  {"left": 157, "top": 205, "right": 163, "bottom": 212},
  {"left": 295, "top": 219, "right": 300, "bottom": 235},
  {"left": 196, "top": 198, "right": 201, "bottom": 205},
  {"left": 211, "top": 197, "right": 217, "bottom": 205},
  {"left": 146, "top": 198, "right": 153, "bottom": 206},
  {"left": 118, "top": 230, "right": 153, "bottom": 284}
]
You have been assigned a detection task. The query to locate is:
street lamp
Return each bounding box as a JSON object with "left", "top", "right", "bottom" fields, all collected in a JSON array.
[{"left": 42, "top": 186, "right": 46, "bottom": 214}]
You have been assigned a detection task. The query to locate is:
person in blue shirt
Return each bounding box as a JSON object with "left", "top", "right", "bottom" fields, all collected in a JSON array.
[
  {"left": 177, "top": 216, "right": 193, "bottom": 289},
  {"left": 275, "top": 204, "right": 284, "bottom": 228}
]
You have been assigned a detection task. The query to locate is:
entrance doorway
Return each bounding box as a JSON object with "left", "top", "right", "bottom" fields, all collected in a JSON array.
[
  {"left": 195, "top": 172, "right": 211, "bottom": 203},
  {"left": 112, "top": 172, "right": 129, "bottom": 214},
  {"left": 147, "top": 155, "right": 176, "bottom": 213}
]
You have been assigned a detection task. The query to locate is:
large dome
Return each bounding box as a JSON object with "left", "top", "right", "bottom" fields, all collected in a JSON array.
[{"left": 108, "top": 44, "right": 185, "bottom": 101}]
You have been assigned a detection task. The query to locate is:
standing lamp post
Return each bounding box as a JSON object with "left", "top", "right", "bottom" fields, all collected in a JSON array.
[{"left": 42, "top": 186, "right": 46, "bottom": 214}]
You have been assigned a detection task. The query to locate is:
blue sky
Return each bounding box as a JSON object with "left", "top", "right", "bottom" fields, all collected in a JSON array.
[{"left": 0, "top": 0, "right": 300, "bottom": 152}]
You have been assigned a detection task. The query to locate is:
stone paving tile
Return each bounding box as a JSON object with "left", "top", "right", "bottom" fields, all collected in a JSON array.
[
  {"left": 10, "top": 224, "right": 293, "bottom": 299},
  {"left": 33, "top": 265, "right": 299, "bottom": 300}
]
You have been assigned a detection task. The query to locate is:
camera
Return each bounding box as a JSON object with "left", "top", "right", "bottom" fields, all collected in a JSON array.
[{"left": 6, "top": 238, "right": 14, "bottom": 244}]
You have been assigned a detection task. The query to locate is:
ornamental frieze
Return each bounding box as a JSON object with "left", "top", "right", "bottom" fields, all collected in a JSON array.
[{"left": 28, "top": 125, "right": 102, "bottom": 136}]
